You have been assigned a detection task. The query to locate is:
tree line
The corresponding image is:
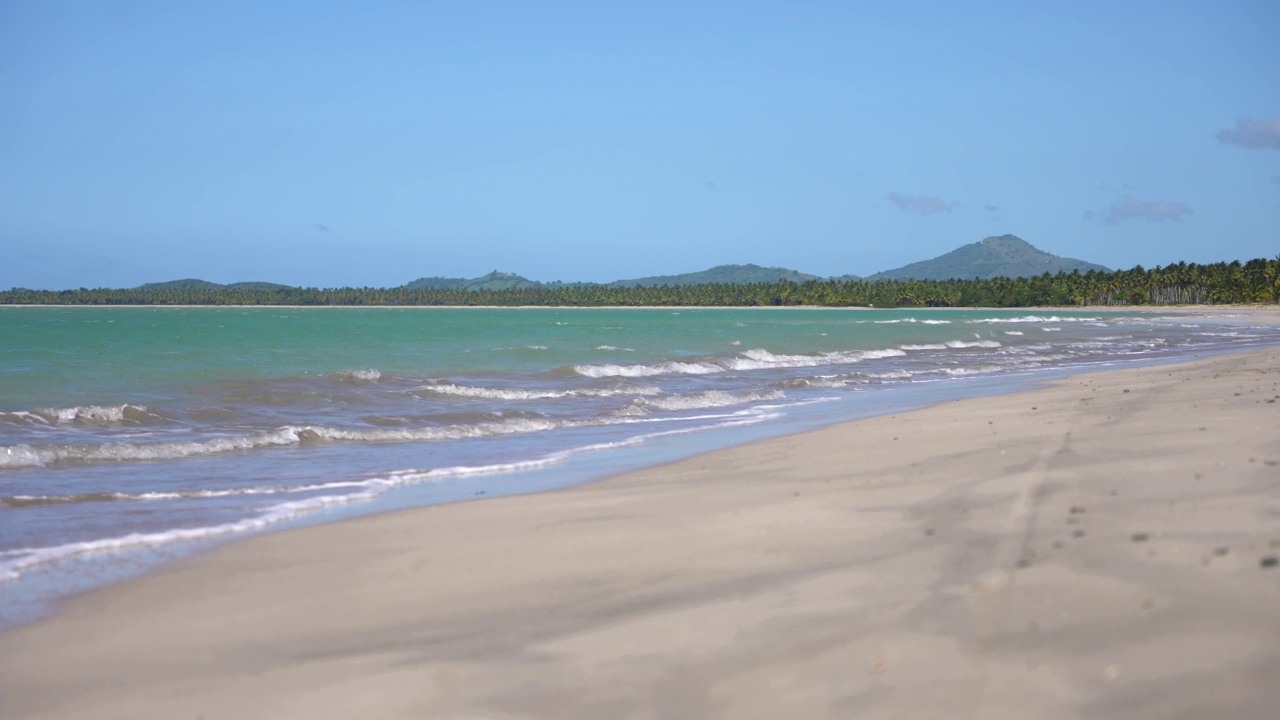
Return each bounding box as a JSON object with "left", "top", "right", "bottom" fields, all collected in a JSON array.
[{"left": 4, "top": 258, "right": 1277, "bottom": 308}]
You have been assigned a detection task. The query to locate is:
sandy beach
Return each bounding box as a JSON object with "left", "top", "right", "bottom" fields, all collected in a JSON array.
[{"left": 3, "top": 342, "right": 1279, "bottom": 718}]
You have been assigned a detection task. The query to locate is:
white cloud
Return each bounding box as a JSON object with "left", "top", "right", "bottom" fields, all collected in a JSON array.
[
  {"left": 887, "top": 192, "right": 953, "bottom": 216},
  {"left": 1084, "top": 195, "right": 1193, "bottom": 225},
  {"left": 1216, "top": 117, "right": 1280, "bottom": 151}
]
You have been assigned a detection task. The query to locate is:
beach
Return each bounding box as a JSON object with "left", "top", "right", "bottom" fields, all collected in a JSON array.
[{"left": 2, "top": 339, "right": 1278, "bottom": 718}]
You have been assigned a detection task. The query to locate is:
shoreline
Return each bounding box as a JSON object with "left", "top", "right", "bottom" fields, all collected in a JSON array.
[
  {"left": 2, "top": 303, "right": 1277, "bottom": 311},
  {"left": 3, "top": 345, "right": 1278, "bottom": 717}
]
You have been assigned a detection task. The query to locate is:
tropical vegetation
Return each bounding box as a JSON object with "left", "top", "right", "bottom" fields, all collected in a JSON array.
[{"left": 4, "top": 258, "right": 1277, "bottom": 307}]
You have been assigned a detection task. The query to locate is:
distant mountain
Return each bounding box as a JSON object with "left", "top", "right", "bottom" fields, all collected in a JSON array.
[
  {"left": 136, "top": 279, "right": 224, "bottom": 290},
  {"left": 402, "top": 271, "right": 543, "bottom": 291},
  {"left": 136, "top": 279, "right": 295, "bottom": 291},
  {"left": 865, "top": 235, "right": 1109, "bottom": 282},
  {"left": 612, "top": 264, "right": 825, "bottom": 287},
  {"left": 225, "top": 281, "right": 295, "bottom": 291}
]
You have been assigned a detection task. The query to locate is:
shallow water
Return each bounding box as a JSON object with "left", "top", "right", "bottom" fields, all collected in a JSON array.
[{"left": 2, "top": 306, "right": 1278, "bottom": 627}]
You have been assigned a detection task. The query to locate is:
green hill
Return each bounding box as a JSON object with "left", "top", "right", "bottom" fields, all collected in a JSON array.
[
  {"left": 612, "top": 264, "right": 823, "bottom": 288},
  {"left": 136, "top": 279, "right": 295, "bottom": 291},
  {"left": 136, "top": 279, "right": 226, "bottom": 290},
  {"left": 402, "top": 271, "right": 543, "bottom": 291},
  {"left": 865, "top": 235, "right": 1109, "bottom": 281},
  {"left": 225, "top": 281, "right": 294, "bottom": 291}
]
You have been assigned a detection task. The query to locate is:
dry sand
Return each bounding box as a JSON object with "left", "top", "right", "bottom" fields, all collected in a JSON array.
[{"left": 2, "top": 346, "right": 1279, "bottom": 719}]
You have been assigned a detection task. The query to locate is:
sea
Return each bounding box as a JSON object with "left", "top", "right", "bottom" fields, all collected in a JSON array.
[{"left": 3, "top": 305, "right": 1279, "bottom": 628}]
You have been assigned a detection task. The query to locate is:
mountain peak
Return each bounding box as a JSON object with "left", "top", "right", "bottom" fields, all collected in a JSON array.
[
  {"left": 610, "top": 264, "right": 822, "bottom": 287},
  {"left": 866, "top": 235, "right": 1108, "bottom": 282},
  {"left": 402, "top": 271, "right": 542, "bottom": 291}
]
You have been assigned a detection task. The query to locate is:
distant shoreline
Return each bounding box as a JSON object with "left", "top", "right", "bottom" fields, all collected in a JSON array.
[{"left": 2, "top": 303, "right": 1278, "bottom": 313}]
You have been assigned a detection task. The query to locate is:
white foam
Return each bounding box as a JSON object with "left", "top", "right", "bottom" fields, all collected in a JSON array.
[
  {"left": 419, "top": 383, "right": 661, "bottom": 400},
  {"left": 723, "top": 347, "right": 906, "bottom": 371},
  {"left": 32, "top": 404, "right": 151, "bottom": 425},
  {"left": 785, "top": 378, "right": 849, "bottom": 388},
  {"left": 0, "top": 408, "right": 757, "bottom": 469},
  {"left": 0, "top": 411, "right": 52, "bottom": 425},
  {"left": 332, "top": 369, "right": 382, "bottom": 382},
  {"left": 1, "top": 410, "right": 793, "bottom": 584},
  {"left": 1003, "top": 331, "right": 1024, "bottom": 336},
  {"left": 900, "top": 343, "right": 947, "bottom": 351},
  {"left": 634, "top": 390, "right": 785, "bottom": 412},
  {"left": 944, "top": 340, "right": 1002, "bottom": 348},
  {"left": 968, "top": 316, "right": 1102, "bottom": 324},
  {"left": 868, "top": 369, "right": 913, "bottom": 379},
  {"left": 573, "top": 361, "right": 723, "bottom": 378},
  {"left": 0, "top": 418, "right": 593, "bottom": 469},
  {"left": 0, "top": 490, "right": 378, "bottom": 583},
  {"left": 926, "top": 364, "right": 1005, "bottom": 376}
]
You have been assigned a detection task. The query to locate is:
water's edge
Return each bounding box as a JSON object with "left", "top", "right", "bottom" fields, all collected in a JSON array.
[{"left": 5, "top": 339, "right": 1275, "bottom": 633}]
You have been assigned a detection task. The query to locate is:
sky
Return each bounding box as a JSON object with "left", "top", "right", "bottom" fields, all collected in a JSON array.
[{"left": 2, "top": 1, "right": 1277, "bottom": 289}]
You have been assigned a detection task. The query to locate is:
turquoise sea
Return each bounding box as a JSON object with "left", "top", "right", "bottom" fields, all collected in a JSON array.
[{"left": 2, "top": 306, "right": 1278, "bottom": 627}]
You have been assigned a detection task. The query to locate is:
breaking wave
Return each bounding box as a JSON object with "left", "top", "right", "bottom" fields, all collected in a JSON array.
[
  {"left": 331, "top": 369, "right": 382, "bottom": 382},
  {"left": 4, "top": 404, "right": 161, "bottom": 426},
  {"left": 630, "top": 389, "right": 785, "bottom": 412},
  {"left": 0, "top": 416, "right": 633, "bottom": 470},
  {"left": 417, "top": 383, "right": 662, "bottom": 400},
  {"left": 967, "top": 315, "right": 1102, "bottom": 324},
  {"left": 0, "top": 411, "right": 779, "bottom": 583},
  {"left": 573, "top": 360, "right": 724, "bottom": 378}
]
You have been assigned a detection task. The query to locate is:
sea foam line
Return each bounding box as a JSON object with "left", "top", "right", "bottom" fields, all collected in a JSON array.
[
  {"left": 417, "top": 383, "right": 662, "bottom": 400},
  {"left": 0, "top": 412, "right": 780, "bottom": 584},
  {"left": 0, "top": 412, "right": 717, "bottom": 470},
  {"left": 574, "top": 345, "right": 922, "bottom": 378}
]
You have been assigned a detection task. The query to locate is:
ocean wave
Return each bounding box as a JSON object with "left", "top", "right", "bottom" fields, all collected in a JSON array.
[
  {"left": 331, "top": 368, "right": 382, "bottom": 382},
  {"left": 0, "top": 490, "right": 378, "bottom": 583},
  {"left": 0, "top": 406, "right": 760, "bottom": 470},
  {"left": 0, "top": 417, "right": 604, "bottom": 470},
  {"left": 776, "top": 377, "right": 850, "bottom": 389},
  {"left": 417, "top": 383, "right": 662, "bottom": 400},
  {"left": 922, "top": 364, "right": 1006, "bottom": 377},
  {"left": 867, "top": 317, "right": 950, "bottom": 325},
  {"left": 0, "top": 413, "right": 780, "bottom": 583},
  {"left": 573, "top": 360, "right": 724, "bottom": 378},
  {"left": 967, "top": 315, "right": 1102, "bottom": 324},
  {"left": 724, "top": 347, "right": 907, "bottom": 371},
  {"left": 0, "top": 476, "right": 390, "bottom": 507},
  {"left": 14, "top": 404, "right": 161, "bottom": 426},
  {"left": 631, "top": 389, "right": 785, "bottom": 412},
  {"left": 944, "top": 340, "right": 1002, "bottom": 348},
  {"left": 575, "top": 345, "right": 919, "bottom": 377}
]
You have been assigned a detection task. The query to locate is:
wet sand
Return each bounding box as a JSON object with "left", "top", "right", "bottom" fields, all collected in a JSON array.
[{"left": 2, "top": 344, "right": 1279, "bottom": 719}]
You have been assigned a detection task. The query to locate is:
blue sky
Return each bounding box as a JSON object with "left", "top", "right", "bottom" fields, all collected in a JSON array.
[{"left": 2, "top": 1, "right": 1277, "bottom": 289}]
